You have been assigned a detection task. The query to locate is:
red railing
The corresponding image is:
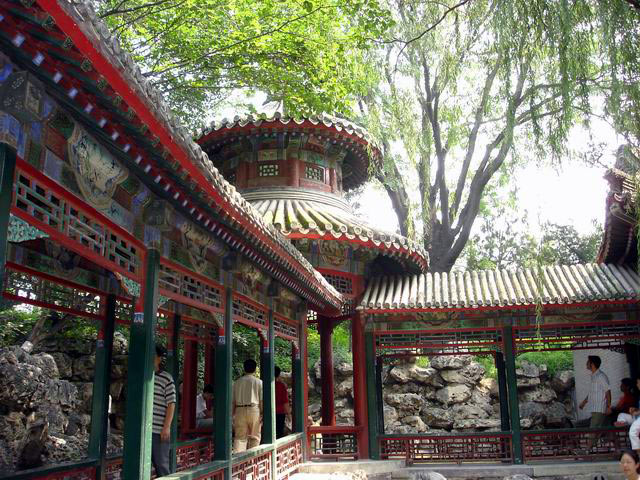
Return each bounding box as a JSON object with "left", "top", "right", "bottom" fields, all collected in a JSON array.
[
  {"left": 308, "top": 426, "right": 360, "bottom": 460},
  {"left": 29, "top": 465, "right": 97, "bottom": 480},
  {"left": 232, "top": 449, "right": 272, "bottom": 480},
  {"left": 379, "top": 433, "right": 513, "bottom": 465},
  {"left": 176, "top": 438, "right": 215, "bottom": 471},
  {"left": 522, "top": 427, "right": 631, "bottom": 461},
  {"left": 276, "top": 435, "right": 303, "bottom": 478}
]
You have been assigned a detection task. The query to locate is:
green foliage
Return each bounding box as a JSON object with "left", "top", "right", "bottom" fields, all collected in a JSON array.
[
  {"left": 517, "top": 350, "right": 573, "bottom": 377},
  {"left": 474, "top": 355, "right": 497, "bottom": 379},
  {"left": 0, "top": 306, "right": 40, "bottom": 347},
  {"left": 359, "top": 0, "right": 638, "bottom": 271},
  {"left": 98, "top": 0, "right": 393, "bottom": 128},
  {"left": 464, "top": 190, "right": 601, "bottom": 271},
  {"left": 306, "top": 322, "right": 352, "bottom": 370}
]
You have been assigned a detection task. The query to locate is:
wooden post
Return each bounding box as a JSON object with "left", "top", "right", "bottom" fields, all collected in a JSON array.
[
  {"left": 261, "top": 309, "right": 275, "bottom": 444},
  {"left": 214, "top": 286, "right": 233, "bottom": 479},
  {"left": 122, "top": 250, "right": 160, "bottom": 479},
  {"left": 300, "top": 305, "right": 310, "bottom": 459},
  {"left": 181, "top": 340, "right": 198, "bottom": 432},
  {"left": 88, "top": 294, "right": 116, "bottom": 479},
  {"left": 503, "top": 325, "right": 523, "bottom": 464},
  {"left": 166, "top": 314, "right": 181, "bottom": 473},
  {"left": 318, "top": 317, "right": 336, "bottom": 426},
  {"left": 261, "top": 307, "right": 276, "bottom": 480},
  {"left": 0, "top": 143, "right": 16, "bottom": 285},
  {"left": 204, "top": 343, "right": 216, "bottom": 388},
  {"left": 495, "top": 351, "right": 511, "bottom": 431},
  {"left": 352, "top": 313, "right": 369, "bottom": 459},
  {"left": 364, "top": 330, "right": 379, "bottom": 459},
  {"left": 375, "top": 356, "right": 385, "bottom": 435}
]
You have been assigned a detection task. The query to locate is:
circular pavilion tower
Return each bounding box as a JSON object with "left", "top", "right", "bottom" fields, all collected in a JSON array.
[{"left": 197, "top": 113, "right": 428, "bottom": 457}]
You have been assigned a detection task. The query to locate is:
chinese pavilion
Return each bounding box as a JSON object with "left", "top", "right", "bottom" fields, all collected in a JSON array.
[{"left": 0, "top": 1, "right": 638, "bottom": 480}]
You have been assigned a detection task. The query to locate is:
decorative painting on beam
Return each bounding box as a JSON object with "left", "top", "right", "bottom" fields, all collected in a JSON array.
[{"left": 0, "top": 55, "right": 227, "bottom": 283}]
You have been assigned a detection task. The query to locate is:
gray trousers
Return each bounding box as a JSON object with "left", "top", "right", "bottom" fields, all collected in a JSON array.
[{"left": 151, "top": 433, "right": 171, "bottom": 477}]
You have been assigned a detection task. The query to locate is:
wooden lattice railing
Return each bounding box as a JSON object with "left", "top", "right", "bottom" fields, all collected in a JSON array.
[
  {"left": 522, "top": 426, "right": 631, "bottom": 461},
  {"left": 379, "top": 432, "right": 513, "bottom": 465},
  {"left": 308, "top": 426, "right": 360, "bottom": 460}
]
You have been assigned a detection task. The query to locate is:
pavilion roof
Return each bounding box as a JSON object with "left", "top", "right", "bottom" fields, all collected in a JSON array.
[
  {"left": 359, "top": 263, "right": 640, "bottom": 312},
  {"left": 197, "top": 112, "right": 380, "bottom": 191},
  {"left": 245, "top": 189, "right": 428, "bottom": 272},
  {"left": 2, "top": 0, "right": 342, "bottom": 312}
]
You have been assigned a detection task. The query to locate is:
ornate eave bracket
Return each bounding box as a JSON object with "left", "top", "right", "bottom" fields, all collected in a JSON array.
[
  {"left": 7, "top": 214, "right": 49, "bottom": 243},
  {"left": 115, "top": 272, "right": 141, "bottom": 298}
]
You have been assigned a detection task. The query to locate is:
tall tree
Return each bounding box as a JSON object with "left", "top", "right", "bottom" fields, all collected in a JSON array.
[
  {"left": 464, "top": 192, "right": 601, "bottom": 271},
  {"left": 96, "top": 0, "right": 392, "bottom": 128},
  {"left": 359, "top": 0, "right": 635, "bottom": 272}
]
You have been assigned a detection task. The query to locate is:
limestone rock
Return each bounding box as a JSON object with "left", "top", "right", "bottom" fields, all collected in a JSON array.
[
  {"left": 335, "top": 378, "right": 353, "bottom": 398},
  {"left": 480, "top": 378, "right": 499, "bottom": 398},
  {"left": 29, "top": 353, "right": 59, "bottom": 379},
  {"left": 112, "top": 332, "right": 128, "bottom": 355},
  {"left": 516, "top": 360, "right": 539, "bottom": 378},
  {"left": 453, "top": 417, "right": 501, "bottom": 430},
  {"left": 110, "top": 380, "right": 124, "bottom": 401},
  {"left": 75, "top": 382, "right": 94, "bottom": 414},
  {"left": 336, "top": 408, "right": 354, "bottom": 423},
  {"left": 111, "top": 363, "right": 127, "bottom": 380},
  {"left": 517, "top": 376, "right": 541, "bottom": 388},
  {"left": 385, "top": 393, "right": 425, "bottom": 413},
  {"left": 503, "top": 475, "right": 532, "bottom": 480},
  {"left": 430, "top": 355, "right": 471, "bottom": 370},
  {"left": 335, "top": 361, "right": 353, "bottom": 377},
  {"left": 384, "top": 405, "right": 398, "bottom": 425},
  {"left": 409, "top": 366, "right": 439, "bottom": 386},
  {"left": 551, "top": 370, "right": 575, "bottom": 393},
  {"left": 51, "top": 352, "right": 73, "bottom": 379},
  {"left": 422, "top": 408, "right": 453, "bottom": 430},
  {"left": 402, "top": 415, "right": 428, "bottom": 432},
  {"left": 436, "top": 385, "right": 471, "bottom": 405},
  {"left": 519, "top": 402, "right": 546, "bottom": 428},
  {"left": 440, "top": 362, "right": 485, "bottom": 386},
  {"left": 519, "top": 386, "right": 557, "bottom": 404},
  {"left": 72, "top": 356, "right": 95, "bottom": 381},
  {"left": 452, "top": 404, "right": 487, "bottom": 419},
  {"left": 389, "top": 365, "right": 411, "bottom": 383},
  {"left": 309, "top": 403, "right": 321, "bottom": 415}
]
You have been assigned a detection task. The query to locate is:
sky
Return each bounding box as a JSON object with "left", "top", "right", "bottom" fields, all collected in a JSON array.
[{"left": 353, "top": 117, "right": 620, "bottom": 239}]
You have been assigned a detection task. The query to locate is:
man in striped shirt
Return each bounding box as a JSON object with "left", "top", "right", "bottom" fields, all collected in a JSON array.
[{"left": 152, "top": 344, "right": 176, "bottom": 476}]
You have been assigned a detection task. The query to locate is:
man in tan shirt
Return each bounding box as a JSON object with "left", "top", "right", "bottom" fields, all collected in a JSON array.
[{"left": 232, "top": 359, "right": 263, "bottom": 452}]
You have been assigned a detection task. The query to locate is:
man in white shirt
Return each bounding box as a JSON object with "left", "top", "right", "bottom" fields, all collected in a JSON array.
[
  {"left": 232, "top": 359, "right": 263, "bottom": 453},
  {"left": 196, "top": 384, "right": 214, "bottom": 429},
  {"left": 579, "top": 355, "right": 611, "bottom": 450},
  {"left": 579, "top": 355, "right": 612, "bottom": 426}
]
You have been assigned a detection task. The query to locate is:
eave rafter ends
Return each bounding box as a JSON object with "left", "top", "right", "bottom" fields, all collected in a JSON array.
[
  {"left": 360, "top": 263, "right": 640, "bottom": 312},
  {"left": 251, "top": 196, "right": 428, "bottom": 271},
  {"left": 4, "top": 0, "right": 342, "bottom": 311}
]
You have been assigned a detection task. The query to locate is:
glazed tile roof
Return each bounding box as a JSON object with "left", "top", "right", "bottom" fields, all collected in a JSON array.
[
  {"left": 15, "top": 0, "right": 343, "bottom": 310},
  {"left": 244, "top": 189, "right": 428, "bottom": 271},
  {"left": 198, "top": 112, "right": 379, "bottom": 149},
  {"left": 359, "top": 263, "right": 640, "bottom": 311}
]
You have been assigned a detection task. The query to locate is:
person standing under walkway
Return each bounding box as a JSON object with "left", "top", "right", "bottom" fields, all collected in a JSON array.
[
  {"left": 152, "top": 344, "right": 176, "bottom": 477},
  {"left": 578, "top": 355, "right": 611, "bottom": 451},
  {"left": 274, "top": 366, "right": 290, "bottom": 438},
  {"left": 232, "top": 359, "right": 262, "bottom": 452}
]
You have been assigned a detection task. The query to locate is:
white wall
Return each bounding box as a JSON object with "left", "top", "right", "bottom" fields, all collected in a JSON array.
[{"left": 573, "top": 348, "right": 630, "bottom": 421}]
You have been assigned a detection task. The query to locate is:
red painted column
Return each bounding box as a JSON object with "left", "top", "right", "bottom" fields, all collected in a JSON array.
[
  {"left": 318, "top": 317, "right": 336, "bottom": 426},
  {"left": 289, "top": 157, "right": 300, "bottom": 187},
  {"left": 181, "top": 340, "right": 198, "bottom": 433},
  {"left": 204, "top": 344, "right": 215, "bottom": 388},
  {"left": 352, "top": 313, "right": 369, "bottom": 458}
]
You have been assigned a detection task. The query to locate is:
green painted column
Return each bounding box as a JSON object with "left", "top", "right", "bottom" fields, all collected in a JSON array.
[
  {"left": 503, "top": 325, "right": 523, "bottom": 464},
  {"left": 88, "top": 294, "right": 116, "bottom": 479},
  {"left": 214, "top": 286, "right": 233, "bottom": 479},
  {"left": 122, "top": 250, "right": 160, "bottom": 480},
  {"left": 260, "top": 306, "right": 276, "bottom": 480},
  {"left": 364, "top": 330, "right": 380, "bottom": 459},
  {"left": 495, "top": 352, "right": 511, "bottom": 431},
  {"left": 261, "top": 308, "right": 275, "bottom": 444},
  {"left": 0, "top": 144, "right": 16, "bottom": 285},
  {"left": 166, "top": 314, "right": 181, "bottom": 473},
  {"left": 292, "top": 323, "right": 304, "bottom": 433}
]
